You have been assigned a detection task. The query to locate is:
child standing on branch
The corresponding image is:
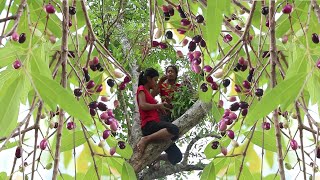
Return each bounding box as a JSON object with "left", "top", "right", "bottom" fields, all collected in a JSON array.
[{"left": 136, "top": 68, "right": 182, "bottom": 165}]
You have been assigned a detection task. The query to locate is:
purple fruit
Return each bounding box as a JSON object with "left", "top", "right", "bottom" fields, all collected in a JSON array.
[
  {"left": 73, "top": 88, "right": 82, "bottom": 97},
  {"left": 290, "top": 139, "right": 298, "bottom": 150},
  {"left": 13, "top": 60, "right": 22, "bottom": 69},
  {"left": 210, "top": 82, "right": 218, "bottom": 90},
  {"left": 228, "top": 112, "right": 237, "bottom": 120},
  {"left": 110, "top": 147, "right": 116, "bottom": 155},
  {"left": 239, "top": 101, "right": 249, "bottom": 109},
  {"left": 255, "top": 88, "right": 264, "bottom": 97},
  {"left": 223, "top": 34, "right": 233, "bottom": 43},
  {"left": 40, "top": 139, "right": 47, "bottom": 150},
  {"left": 188, "top": 41, "right": 196, "bottom": 52},
  {"left": 11, "top": 32, "right": 19, "bottom": 41},
  {"left": 282, "top": 4, "right": 293, "bottom": 14},
  {"left": 100, "top": 112, "right": 109, "bottom": 120},
  {"left": 181, "top": 19, "right": 191, "bottom": 26},
  {"left": 90, "top": 108, "right": 96, "bottom": 116},
  {"left": 316, "top": 147, "right": 320, "bottom": 158},
  {"left": 222, "top": 79, "right": 230, "bottom": 87},
  {"left": 221, "top": 146, "right": 227, "bottom": 156},
  {"left": 119, "top": 82, "right": 126, "bottom": 90},
  {"left": 67, "top": 122, "right": 76, "bottom": 130},
  {"left": 97, "top": 102, "right": 107, "bottom": 111},
  {"left": 242, "top": 80, "right": 251, "bottom": 89},
  {"left": 89, "top": 101, "right": 98, "bottom": 109},
  {"left": 206, "top": 76, "right": 214, "bottom": 83},
  {"left": 107, "top": 79, "right": 115, "bottom": 87},
  {"left": 124, "top": 76, "right": 131, "bottom": 83},
  {"left": 192, "top": 35, "right": 202, "bottom": 43},
  {"left": 105, "top": 117, "right": 114, "bottom": 125},
  {"left": 219, "top": 121, "right": 227, "bottom": 131},
  {"left": 200, "top": 39, "right": 206, "bottom": 47},
  {"left": 86, "top": 80, "right": 95, "bottom": 89},
  {"left": 159, "top": 42, "right": 168, "bottom": 49},
  {"left": 241, "top": 108, "right": 248, "bottom": 116},
  {"left": 200, "top": 83, "right": 208, "bottom": 92},
  {"left": 18, "top": 33, "right": 26, "bottom": 43},
  {"left": 45, "top": 4, "right": 56, "bottom": 14},
  {"left": 234, "top": 84, "right": 242, "bottom": 93},
  {"left": 95, "top": 84, "right": 103, "bottom": 93},
  {"left": 15, "top": 147, "right": 22, "bottom": 158},
  {"left": 226, "top": 130, "right": 235, "bottom": 139},
  {"left": 211, "top": 141, "right": 219, "bottom": 149},
  {"left": 103, "top": 130, "right": 111, "bottom": 139},
  {"left": 312, "top": 33, "right": 319, "bottom": 44},
  {"left": 110, "top": 121, "right": 118, "bottom": 131},
  {"left": 196, "top": 15, "right": 204, "bottom": 23},
  {"left": 192, "top": 58, "right": 201, "bottom": 65},
  {"left": 230, "top": 102, "right": 240, "bottom": 111},
  {"left": 317, "top": 59, "right": 320, "bottom": 69},
  {"left": 261, "top": 6, "right": 269, "bottom": 15},
  {"left": 152, "top": 41, "right": 159, "bottom": 47},
  {"left": 265, "top": 20, "right": 269, "bottom": 27},
  {"left": 203, "top": 65, "right": 212, "bottom": 72},
  {"left": 262, "top": 122, "right": 271, "bottom": 130},
  {"left": 118, "top": 141, "right": 126, "bottom": 149}
]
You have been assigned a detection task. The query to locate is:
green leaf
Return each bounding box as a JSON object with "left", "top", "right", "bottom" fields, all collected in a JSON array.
[
  {"left": 31, "top": 73, "right": 92, "bottom": 125},
  {"left": 211, "top": 101, "right": 223, "bottom": 122},
  {"left": 245, "top": 73, "right": 307, "bottom": 126},
  {"left": 0, "top": 76, "right": 24, "bottom": 137},
  {"left": 0, "top": 172, "right": 8, "bottom": 180},
  {"left": 30, "top": 44, "right": 52, "bottom": 79},
  {"left": 206, "top": 1, "right": 229, "bottom": 53},
  {"left": 244, "top": 130, "right": 276, "bottom": 152},
  {"left": 200, "top": 161, "right": 216, "bottom": 180},
  {"left": 199, "top": 81, "right": 213, "bottom": 103},
  {"left": 0, "top": 70, "right": 19, "bottom": 90},
  {"left": 106, "top": 157, "right": 124, "bottom": 174},
  {"left": 2, "top": 139, "right": 29, "bottom": 151},
  {"left": 235, "top": 158, "right": 255, "bottom": 180},
  {"left": 60, "top": 131, "right": 94, "bottom": 152},
  {"left": 0, "top": 0, "right": 5, "bottom": 13},
  {"left": 121, "top": 162, "right": 137, "bottom": 180}
]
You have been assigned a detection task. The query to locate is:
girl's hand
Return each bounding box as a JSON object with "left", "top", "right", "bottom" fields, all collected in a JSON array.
[{"left": 159, "top": 75, "right": 167, "bottom": 83}]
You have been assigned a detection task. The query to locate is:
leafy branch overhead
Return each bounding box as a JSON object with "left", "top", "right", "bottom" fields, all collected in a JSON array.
[{"left": 0, "top": 0, "right": 320, "bottom": 180}]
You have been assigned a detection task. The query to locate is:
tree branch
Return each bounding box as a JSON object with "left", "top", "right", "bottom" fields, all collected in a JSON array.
[
  {"left": 140, "top": 162, "right": 206, "bottom": 180},
  {"left": 52, "top": 0, "right": 69, "bottom": 179},
  {"left": 311, "top": 0, "right": 320, "bottom": 23},
  {"left": 181, "top": 136, "right": 201, "bottom": 165},
  {"left": 129, "top": 100, "right": 212, "bottom": 172},
  {"left": 269, "top": 1, "right": 285, "bottom": 179},
  {"left": 0, "top": 15, "right": 17, "bottom": 23}
]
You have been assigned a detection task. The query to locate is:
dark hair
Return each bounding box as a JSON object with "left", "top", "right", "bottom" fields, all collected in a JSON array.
[
  {"left": 166, "top": 65, "right": 179, "bottom": 82},
  {"left": 138, "top": 68, "right": 159, "bottom": 86}
]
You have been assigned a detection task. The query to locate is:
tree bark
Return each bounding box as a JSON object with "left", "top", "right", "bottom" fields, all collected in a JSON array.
[
  {"left": 129, "top": 100, "right": 212, "bottom": 172},
  {"left": 140, "top": 162, "right": 206, "bottom": 180}
]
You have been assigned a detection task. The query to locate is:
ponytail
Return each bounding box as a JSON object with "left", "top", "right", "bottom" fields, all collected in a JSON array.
[
  {"left": 138, "top": 68, "right": 159, "bottom": 86},
  {"left": 138, "top": 71, "right": 146, "bottom": 86}
]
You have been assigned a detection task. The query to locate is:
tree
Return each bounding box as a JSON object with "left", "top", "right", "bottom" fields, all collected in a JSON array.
[{"left": 1, "top": 0, "right": 320, "bottom": 179}]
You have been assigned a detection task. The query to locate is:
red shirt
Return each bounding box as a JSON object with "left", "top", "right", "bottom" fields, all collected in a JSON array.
[
  {"left": 159, "top": 83, "right": 181, "bottom": 103},
  {"left": 136, "top": 85, "right": 160, "bottom": 127}
]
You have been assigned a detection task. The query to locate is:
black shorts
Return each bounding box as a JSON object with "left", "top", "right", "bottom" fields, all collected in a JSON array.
[
  {"left": 141, "top": 121, "right": 182, "bottom": 165},
  {"left": 141, "top": 121, "right": 179, "bottom": 139}
]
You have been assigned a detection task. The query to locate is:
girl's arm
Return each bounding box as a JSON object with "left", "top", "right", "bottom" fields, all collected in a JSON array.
[{"left": 138, "top": 91, "right": 166, "bottom": 111}]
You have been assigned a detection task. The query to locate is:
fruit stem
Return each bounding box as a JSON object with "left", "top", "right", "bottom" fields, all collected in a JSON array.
[{"left": 295, "top": 103, "right": 307, "bottom": 179}]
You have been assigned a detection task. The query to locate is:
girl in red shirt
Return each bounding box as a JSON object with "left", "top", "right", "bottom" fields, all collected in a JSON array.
[{"left": 136, "top": 68, "right": 181, "bottom": 165}]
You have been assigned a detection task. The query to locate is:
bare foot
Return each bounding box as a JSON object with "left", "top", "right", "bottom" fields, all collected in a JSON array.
[{"left": 136, "top": 137, "right": 148, "bottom": 155}]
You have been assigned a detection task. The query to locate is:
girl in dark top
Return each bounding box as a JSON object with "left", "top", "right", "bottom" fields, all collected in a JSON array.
[{"left": 136, "top": 68, "right": 182, "bottom": 165}]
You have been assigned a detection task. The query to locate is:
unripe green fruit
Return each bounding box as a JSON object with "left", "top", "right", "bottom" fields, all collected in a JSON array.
[
  {"left": 45, "top": 163, "right": 53, "bottom": 170},
  {"left": 285, "top": 162, "right": 292, "bottom": 170}
]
